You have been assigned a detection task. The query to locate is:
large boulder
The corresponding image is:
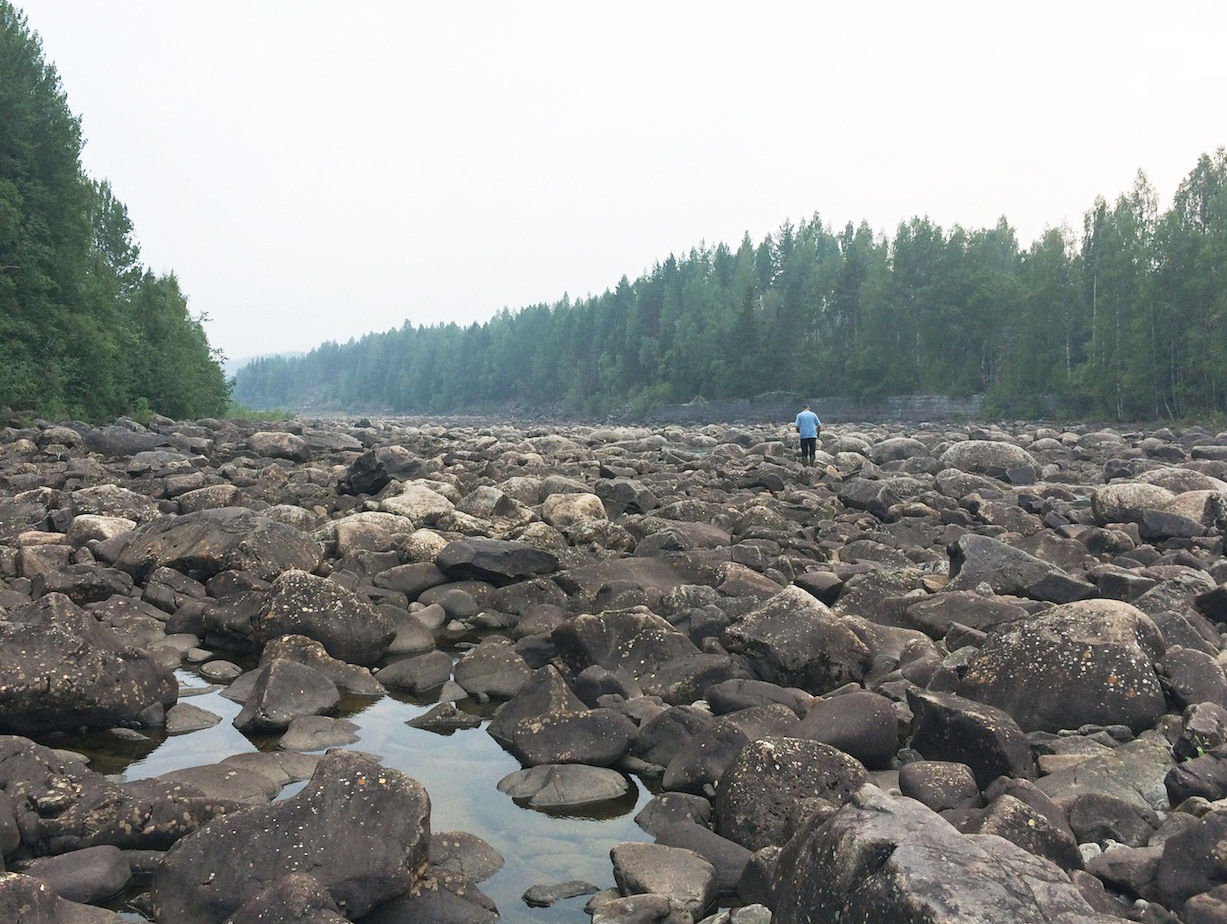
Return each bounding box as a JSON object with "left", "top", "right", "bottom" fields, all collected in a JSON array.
[
  {"left": 256, "top": 570, "right": 395, "bottom": 665},
  {"left": 151, "top": 751, "right": 431, "bottom": 924},
  {"left": 946, "top": 534, "right": 1095, "bottom": 603},
  {"left": 0, "top": 736, "right": 236, "bottom": 854},
  {"left": 957, "top": 599, "right": 1167, "bottom": 733},
  {"left": 435, "top": 538, "right": 559, "bottom": 586},
  {"left": 907, "top": 688, "right": 1036, "bottom": 788},
  {"left": 938, "top": 440, "right": 1038, "bottom": 477},
  {"left": 0, "top": 594, "right": 176, "bottom": 734},
  {"left": 772, "top": 785, "right": 1119, "bottom": 924},
  {"left": 0, "top": 872, "right": 128, "bottom": 923},
  {"left": 1091, "top": 482, "right": 1177, "bottom": 527},
  {"left": 721, "top": 586, "right": 871, "bottom": 695},
  {"left": 115, "top": 507, "right": 322, "bottom": 582},
  {"left": 713, "top": 737, "right": 867, "bottom": 851},
  {"left": 553, "top": 609, "right": 700, "bottom": 682}
]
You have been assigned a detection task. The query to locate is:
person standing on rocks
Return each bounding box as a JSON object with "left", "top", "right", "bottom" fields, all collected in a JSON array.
[{"left": 794, "top": 403, "right": 821, "bottom": 466}]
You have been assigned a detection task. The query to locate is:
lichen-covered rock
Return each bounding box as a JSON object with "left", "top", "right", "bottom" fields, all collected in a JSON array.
[
  {"left": 958, "top": 599, "right": 1167, "bottom": 734},
  {"left": 772, "top": 785, "right": 1120, "bottom": 924},
  {"left": 151, "top": 751, "right": 430, "bottom": 924}
]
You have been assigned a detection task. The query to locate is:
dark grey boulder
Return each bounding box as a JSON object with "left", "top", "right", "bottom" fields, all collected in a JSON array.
[
  {"left": 385, "top": 609, "right": 436, "bottom": 655},
  {"left": 31, "top": 564, "right": 134, "bottom": 605},
  {"left": 662, "top": 706, "right": 800, "bottom": 797},
  {"left": 947, "top": 534, "right": 1095, "bottom": 602},
  {"left": 497, "top": 764, "right": 631, "bottom": 809},
  {"left": 453, "top": 638, "right": 532, "bottom": 700},
  {"left": 0, "top": 593, "right": 176, "bottom": 734},
  {"left": 713, "top": 737, "right": 867, "bottom": 851},
  {"left": 429, "top": 831, "right": 505, "bottom": 883},
  {"left": 256, "top": 570, "right": 394, "bottom": 666},
  {"left": 375, "top": 651, "right": 453, "bottom": 695},
  {"left": 436, "top": 538, "right": 559, "bottom": 585},
  {"left": 357, "top": 871, "right": 498, "bottom": 924},
  {"left": 372, "top": 562, "right": 449, "bottom": 599},
  {"left": 151, "top": 751, "right": 431, "bottom": 924},
  {"left": 158, "top": 763, "right": 279, "bottom": 805},
  {"left": 1036, "top": 732, "right": 1175, "bottom": 846},
  {"left": 278, "top": 715, "right": 360, "bottom": 752},
  {"left": 795, "top": 690, "right": 898, "bottom": 770},
  {"left": 1154, "top": 809, "right": 1227, "bottom": 915},
  {"left": 115, "top": 507, "right": 323, "bottom": 583},
  {"left": 588, "top": 893, "right": 691, "bottom": 924},
  {"left": 610, "top": 842, "right": 717, "bottom": 919},
  {"left": 907, "top": 688, "right": 1036, "bottom": 788},
  {"left": 772, "top": 785, "right": 1120, "bottom": 924},
  {"left": 406, "top": 703, "right": 482, "bottom": 733},
  {"left": 1158, "top": 646, "right": 1227, "bottom": 710},
  {"left": 595, "top": 479, "right": 659, "bottom": 518},
  {"left": 634, "top": 793, "right": 713, "bottom": 835},
  {"left": 522, "top": 879, "right": 601, "bottom": 908},
  {"left": 631, "top": 705, "right": 715, "bottom": 771},
  {"left": 232, "top": 660, "right": 340, "bottom": 733},
  {"left": 957, "top": 599, "right": 1167, "bottom": 734},
  {"left": 0, "top": 871, "right": 128, "bottom": 923},
  {"left": 218, "top": 872, "right": 348, "bottom": 924},
  {"left": 486, "top": 665, "right": 586, "bottom": 748},
  {"left": 553, "top": 609, "right": 700, "bottom": 681},
  {"left": 835, "top": 477, "right": 911, "bottom": 520},
  {"left": 897, "top": 760, "right": 983, "bottom": 812},
  {"left": 637, "top": 652, "right": 747, "bottom": 706},
  {"left": 654, "top": 821, "right": 752, "bottom": 895},
  {"left": 507, "top": 708, "right": 637, "bottom": 767},
  {"left": 721, "top": 586, "right": 871, "bottom": 695},
  {"left": 967, "top": 793, "right": 1083, "bottom": 871},
  {"left": 82, "top": 424, "right": 166, "bottom": 457},
  {"left": 29, "top": 763, "right": 238, "bottom": 854},
  {"left": 19, "top": 844, "right": 131, "bottom": 904},
  {"left": 704, "top": 679, "right": 811, "bottom": 718},
  {"left": 259, "top": 635, "right": 384, "bottom": 696},
  {"left": 901, "top": 590, "right": 1029, "bottom": 638}
]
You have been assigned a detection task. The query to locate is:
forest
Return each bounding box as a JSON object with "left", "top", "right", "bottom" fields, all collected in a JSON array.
[
  {"left": 233, "top": 147, "right": 1227, "bottom": 423},
  {"left": 0, "top": 3, "right": 229, "bottom": 422}
]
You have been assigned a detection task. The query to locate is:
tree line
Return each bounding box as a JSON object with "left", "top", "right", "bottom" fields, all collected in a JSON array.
[
  {"left": 232, "top": 147, "right": 1226, "bottom": 422},
  {"left": 0, "top": 3, "right": 229, "bottom": 422}
]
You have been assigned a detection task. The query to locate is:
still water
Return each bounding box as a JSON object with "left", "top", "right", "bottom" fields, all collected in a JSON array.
[{"left": 59, "top": 667, "right": 655, "bottom": 924}]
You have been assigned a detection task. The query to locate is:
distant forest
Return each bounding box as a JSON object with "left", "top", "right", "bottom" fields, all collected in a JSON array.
[
  {"left": 233, "top": 148, "right": 1226, "bottom": 422},
  {"left": 0, "top": 3, "right": 229, "bottom": 421}
]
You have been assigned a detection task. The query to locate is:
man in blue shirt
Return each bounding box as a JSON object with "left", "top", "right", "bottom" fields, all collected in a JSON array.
[{"left": 794, "top": 404, "right": 822, "bottom": 466}]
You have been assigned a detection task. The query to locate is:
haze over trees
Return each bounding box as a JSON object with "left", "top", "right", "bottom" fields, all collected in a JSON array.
[
  {"left": 233, "top": 149, "right": 1226, "bottom": 422},
  {"left": 0, "top": 2, "right": 229, "bottom": 421}
]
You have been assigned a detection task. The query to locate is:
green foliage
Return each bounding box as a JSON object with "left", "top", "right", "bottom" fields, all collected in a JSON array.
[
  {"left": 224, "top": 401, "right": 294, "bottom": 421},
  {"left": 0, "top": 2, "right": 229, "bottom": 421},
  {"left": 232, "top": 150, "right": 1227, "bottom": 423}
]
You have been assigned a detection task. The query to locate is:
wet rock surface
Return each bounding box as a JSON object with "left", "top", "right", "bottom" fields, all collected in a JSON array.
[{"left": 3, "top": 413, "right": 1227, "bottom": 921}]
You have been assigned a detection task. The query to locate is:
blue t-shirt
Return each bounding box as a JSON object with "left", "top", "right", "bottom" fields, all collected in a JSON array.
[{"left": 795, "top": 409, "right": 821, "bottom": 439}]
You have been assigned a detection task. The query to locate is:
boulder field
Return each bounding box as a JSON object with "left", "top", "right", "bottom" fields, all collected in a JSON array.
[{"left": 3, "top": 413, "right": 1227, "bottom": 923}]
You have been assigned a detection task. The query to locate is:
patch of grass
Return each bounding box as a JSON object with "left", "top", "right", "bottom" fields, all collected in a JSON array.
[{"left": 224, "top": 401, "right": 295, "bottom": 421}]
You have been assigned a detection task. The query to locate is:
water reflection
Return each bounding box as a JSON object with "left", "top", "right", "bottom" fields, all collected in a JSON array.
[{"left": 42, "top": 669, "right": 656, "bottom": 924}]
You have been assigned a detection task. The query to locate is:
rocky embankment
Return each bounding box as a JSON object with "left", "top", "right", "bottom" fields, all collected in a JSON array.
[{"left": 3, "top": 414, "right": 1227, "bottom": 923}]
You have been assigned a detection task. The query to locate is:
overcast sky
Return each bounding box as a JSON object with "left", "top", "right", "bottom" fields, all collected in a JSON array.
[{"left": 17, "top": 1, "right": 1227, "bottom": 367}]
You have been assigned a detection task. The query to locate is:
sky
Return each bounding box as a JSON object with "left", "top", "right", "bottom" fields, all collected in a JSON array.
[{"left": 16, "top": 1, "right": 1227, "bottom": 368}]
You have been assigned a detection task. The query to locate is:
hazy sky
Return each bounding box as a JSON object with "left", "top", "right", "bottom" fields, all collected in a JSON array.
[{"left": 17, "top": 1, "right": 1227, "bottom": 366}]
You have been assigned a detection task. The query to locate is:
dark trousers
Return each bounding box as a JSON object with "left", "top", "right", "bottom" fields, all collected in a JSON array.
[{"left": 800, "top": 437, "right": 817, "bottom": 464}]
